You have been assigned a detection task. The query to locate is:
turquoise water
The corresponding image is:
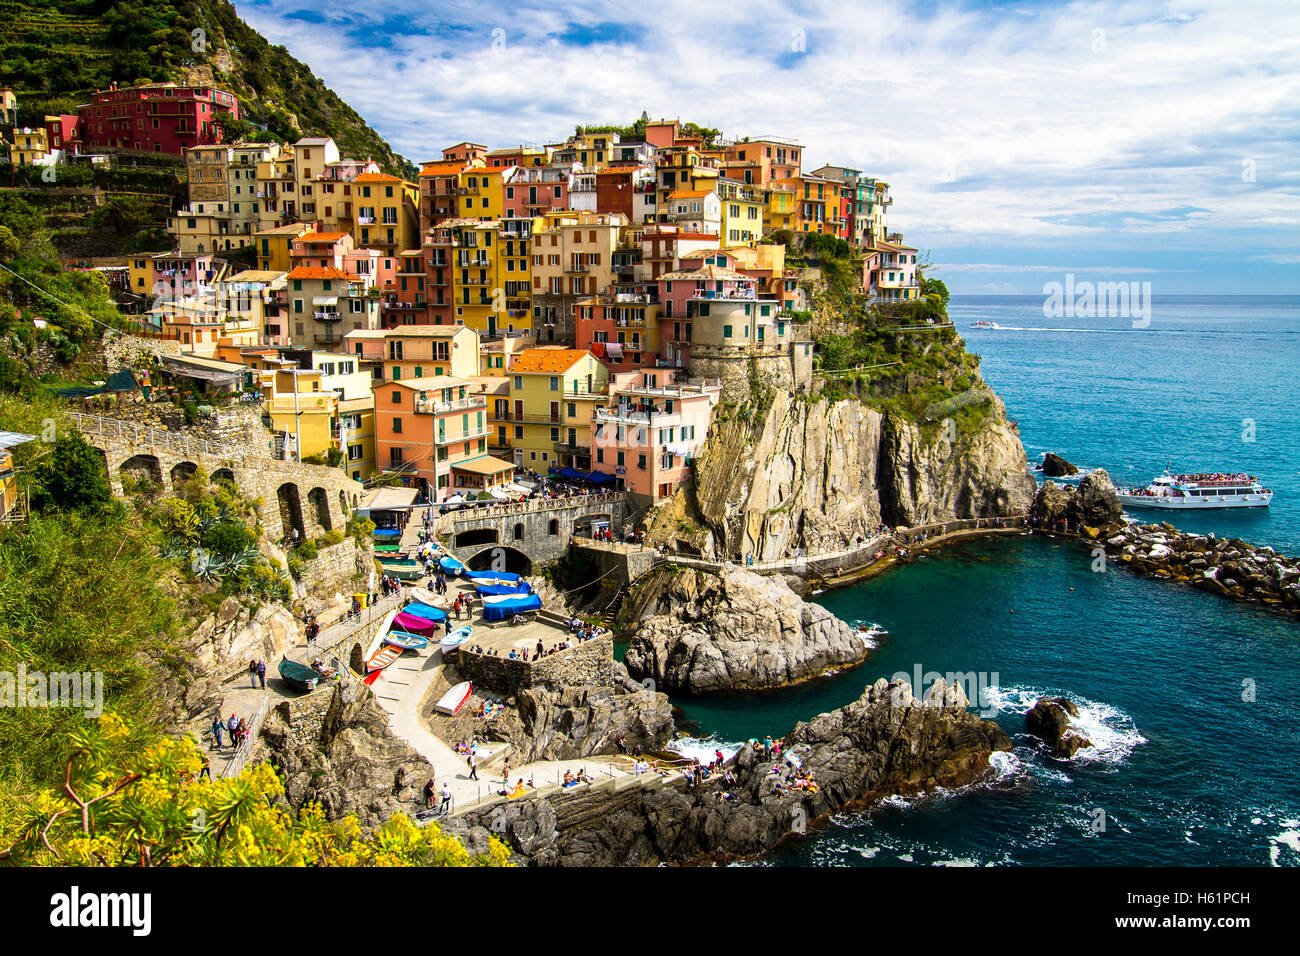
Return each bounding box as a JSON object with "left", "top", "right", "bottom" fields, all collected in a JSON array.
[{"left": 669, "top": 296, "right": 1300, "bottom": 867}]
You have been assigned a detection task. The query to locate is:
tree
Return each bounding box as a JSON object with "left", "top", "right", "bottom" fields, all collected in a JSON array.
[
  {"left": 0, "top": 714, "right": 511, "bottom": 867},
  {"left": 920, "top": 277, "right": 950, "bottom": 306},
  {"left": 29, "top": 434, "right": 112, "bottom": 514}
]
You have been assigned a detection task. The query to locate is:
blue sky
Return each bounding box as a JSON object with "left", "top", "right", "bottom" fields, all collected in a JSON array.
[{"left": 234, "top": 0, "right": 1299, "bottom": 294}]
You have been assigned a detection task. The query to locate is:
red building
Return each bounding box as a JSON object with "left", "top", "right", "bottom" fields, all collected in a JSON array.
[
  {"left": 595, "top": 168, "right": 636, "bottom": 221},
  {"left": 77, "top": 82, "right": 239, "bottom": 156},
  {"left": 44, "top": 114, "right": 81, "bottom": 155}
]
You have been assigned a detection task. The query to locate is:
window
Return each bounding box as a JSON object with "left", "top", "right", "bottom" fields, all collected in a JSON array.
[
  {"left": 391, "top": 390, "right": 402, "bottom": 404},
  {"left": 637, "top": 454, "right": 647, "bottom": 471},
  {"left": 549, "top": 376, "right": 559, "bottom": 391},
  {"left": 392, "top": 417, "right": 402, "bottom": 433},
  {"left": 723, "top": 324, "right": 732, "bottom": 338}
]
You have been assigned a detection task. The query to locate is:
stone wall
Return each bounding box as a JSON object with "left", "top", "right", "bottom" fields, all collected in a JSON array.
[
  {"left": 688, "top": 343, "right": 808, "bottom": 404},
  {"left": 455, "top": 632, "right": 615, "bottom": 697},
  {"left": 439, "top": 495, "right": 631, "bottom": 569},
  {"left": 297, "top": 537, "right": 369, "bottom": 604}
]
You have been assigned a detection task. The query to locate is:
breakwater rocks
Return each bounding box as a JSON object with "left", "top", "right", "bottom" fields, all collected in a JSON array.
[
  {"left": 1033, "top": 470, "right": 1125, "bottom": 529},
  {"left": 1098, "top": 522, "right": 1300, "bottom": 616},
  {"left": 623, "top": 566, "right": 873, "bottom": 694},
  {"left": 444, "top": 677, "right": 1012, "bottom": 866},
  {"left": 1025, "top": 697, "right": 1092, "bottom": 758}
]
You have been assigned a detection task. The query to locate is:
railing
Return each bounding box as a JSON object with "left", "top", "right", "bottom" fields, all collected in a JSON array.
[
  {"left": 68, "top": 411, "right": 243, "bottom": 460},
  {"left": 437, "top": 491, "right": 625, "bottom": 525},
  {"left": 309, "top": 590, "right": 404, "bottom": 658},
  {"left": 220, "top": 692, "right": 271, "bottom": 779}
]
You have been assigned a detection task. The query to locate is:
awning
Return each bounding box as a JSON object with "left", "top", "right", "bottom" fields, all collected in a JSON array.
[
  {"left": 557, "top": 467, "right": 584, "bottom": 480},
  {"left": 451, "top": 455, "right": 516, "bottom": 476},
  {"left": 585, "top": 470, "right": 616, "bottom": 484},
  {"left": 361, "top": 486, "right": 419, "bottom": 511},
  {"left": 312, "top": 296, "right": 339, "bottom": 305}
]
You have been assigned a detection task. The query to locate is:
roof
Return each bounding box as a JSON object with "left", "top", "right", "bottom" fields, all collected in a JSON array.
[
  {"left": 659, "top": 265, "right": 751, "bottom": 282},
  {"left": 354, "top": 172, "right": 408, "bottom": 184},
  {"left": 509, "top": 348, "right": 591, "bottom": 374},
  {"left": 418, "top": 161, "right": 467, "bottom": 177},
  {"left": 389, "top": 375, "right": 476, "bottom": 390},
  {"left": 383, "top": 325, "right": 468, "bottom": 338},
  {"left": 255, "top": 223, "right": 315, "bottom": 237},
  {"left": 450, "top": 455, "right": 515, "bottom": 476},
  {"left": 296, "top": 231, "right": 350, "bottom": 242},
  {"left": 287, "top": 266, "right": 362, "bottom": 281},
  {"left": 667, "top": 189, "right": 715, "bottom": 200},
  {"left": 361, "top": 486, "right": 419, "bottom": 511},
  {"left": 224, "top": 270, "right": 286, "bottom": 283}
]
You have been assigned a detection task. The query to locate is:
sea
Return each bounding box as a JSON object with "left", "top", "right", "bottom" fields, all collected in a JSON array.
[{"left": 664, "top": 295, "right": 1300, "bottom": 867}]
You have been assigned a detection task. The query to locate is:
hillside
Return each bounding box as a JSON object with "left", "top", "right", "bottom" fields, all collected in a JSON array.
[{"left": 0, "top": 0, "right": 415, "bottom": 177}]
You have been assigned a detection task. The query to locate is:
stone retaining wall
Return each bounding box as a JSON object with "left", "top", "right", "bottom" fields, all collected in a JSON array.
[{"left": 455, "top": 632, "right": 614, "bottom": 697}]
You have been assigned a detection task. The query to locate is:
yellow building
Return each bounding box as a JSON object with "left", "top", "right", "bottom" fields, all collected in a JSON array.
[
  {"left": 495, "top": 347, "right": 608, "bottom": 471},
  {"left": 717, "top": 179, "right": 764, "bottom": 245},
  {"left": 447, "top": 219, "right": 533, "bottom": 336},
  {"left": 764, "top": 185, "right": 799, "bottom": 233},
  {"left": 10, "top": 127, "right": 49, "bottom": 165},
  {"left": 256, "top": 223, "right": 318, "bottom": 272},
  {"left": 259, "top": 367, "right": 338, "bottom": 463},
  {"left": 457, "top": 166, "right": 506, "bottom": 220},
  {"left": 255, "top": 145, "right": 297, "bottom": 230},
  {"left": 352, "top": 173, "right": 418, "bottom": 256},
  {"left": 376, "top": 325, "right": 481, "bottom": 382},
  {"left": 1, "top": 432, "right": 36, "bottom": 521}
]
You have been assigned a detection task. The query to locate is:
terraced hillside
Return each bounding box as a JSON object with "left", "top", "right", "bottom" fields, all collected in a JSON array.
[{"left": 0, "top": 0, "right": 414, "bottom": 177}]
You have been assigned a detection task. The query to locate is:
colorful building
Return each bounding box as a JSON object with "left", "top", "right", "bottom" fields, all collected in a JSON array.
[
  {"left": 76, "top": 82, "right": 239, "bottom": 155},
  {"left": 352, "top": 173, "right": 418, "bottom": 256},
  {"left": 492, "top": 348, "right": 609, "bottom": 472},
  {"left": 283, "top": 266, "right": 380, "bottom": 351}
]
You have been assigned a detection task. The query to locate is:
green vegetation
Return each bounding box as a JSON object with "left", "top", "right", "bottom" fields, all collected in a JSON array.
[
  {"left": 1, "top": 0, "right": 413, "bottom": 177},
  {"left": 0, "top": 714, "right": 509, "bottom": 866},
  {"left": 577, "top": 118, "right": 722, "bottom": 146}
]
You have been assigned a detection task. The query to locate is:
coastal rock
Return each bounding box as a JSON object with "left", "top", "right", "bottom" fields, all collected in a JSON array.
[
  {"left": 512, "top": 682, "right": 675, "bottom": 763},
  {"left": 1041, "top": 452, "right": 1079, "bottom": 477},
  {"left": 1032, "top": 469, "right": 1124, "bottom": 530},
  {"left": 623, "top": 567, "right": 872, "bottom": 693},
  {"left": 1026, "top": 697, "right": 1092, "bottom": 759},
  {"left": 674, "top": 389, "right": 1036, "bottom": 562},
  {"left": 453, "top": 678, "right": 1013, "bottom": 866}
]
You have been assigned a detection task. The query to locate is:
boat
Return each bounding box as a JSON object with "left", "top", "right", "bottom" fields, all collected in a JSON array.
[
  {"left": 392, "top": 611, "right": 439, "bottom": 634},
  {"left": 440, "top": 626, "right": 473, "bottom": 650},
  {"left": 378, "top": 557, "right": 426, "bottom": 581},
  {"left": 407, "top": 586, "right": 447, "bottom": 607},
  {"left": 1117, "top": 472, "right": 1273, "bottom": 510},
  {"left": 374, "top": 543, "right": 403, "bottom": 554},
  {"left": 401, "top": 601, "right": 448, "bottom": 622},
  {"left": 480, "top": 592, "right": 543, "bottom": 622},
  {"left": 969, "top": 320, "right": 996, "bottom": 329},
  {"left": 384, "top": 630, "right": 429, "bottom": 650},
  {"left": 439, "top": 555, "right": 466, "bottom": 576},
  {"left": 278, "top": 654, "right": 323, "bottom": 691},
  {"left": 372, "top": 527, "right": 402, "bottom": 538},
  {"left": 464, "top": 569, "right": 522, "bottom": 583},
  {"left": 365, "top": 643, "right": 404, "bottom": 672},
  {"left": 434, "top": 680, "right": 473, "bottom": 716}
]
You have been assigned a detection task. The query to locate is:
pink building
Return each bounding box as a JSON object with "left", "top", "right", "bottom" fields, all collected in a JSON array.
[
  {"left": 44, "top": 114, "right": 81, "bottom": 155},
  {"left": 78, "top": 82, "right": 239, "bottom": 156},
  {"left": 589, "top": 369, "right": 721, "bottom": 504},
  {"left": 289, "top": 231, "right": 355, "bottom": 270},
  {"left": 502, "top": 164, "right": 573, "bottom": 219}
]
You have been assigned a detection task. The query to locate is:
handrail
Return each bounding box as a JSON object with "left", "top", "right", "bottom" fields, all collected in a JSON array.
[
  {"left": 67, "top": 410, "right": 244, "bottom": 460},
  {"left": 309, "top": 590, "right": 404, "bottom": 657},
  {"left": 220, "top": 692, "right": 271, "bottom": 779}
]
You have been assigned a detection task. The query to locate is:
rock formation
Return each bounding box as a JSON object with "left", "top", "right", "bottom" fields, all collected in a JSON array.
[
  {"left": 623, "top": 566, "right": 873, "bottom": 693},
  {"left": 669, "top": 389, "right": 1036, "bottom": 562},
  {"left": 445, "top": 677, "right": 1013, "bottom": 866},
  {"left": 1040, "top": 452, "right": 1079, "bottom": 477},
  {"left": 1033, "top": 469, "right": 1124, "bottom": 530},
  {"left": 1025, "top": 697, "right": 1092, "bottom": 758}
]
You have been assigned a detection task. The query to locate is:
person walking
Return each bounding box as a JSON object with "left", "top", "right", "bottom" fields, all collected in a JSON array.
[
  {"left": 256, "top": 659, "right": 267, "bottom": 689},
  {"left": 439, "top": 782, "right": 452, "bottom": 814},
  {"left": 227, "top": 713, "right": 239, "bottom": 748},
  {"left": 248, "top": 659, "right": 258, "bottom": 688},
  {"left": 501, "top": 759, "right": 511, "bottom": 789},
  {"left": 211, "top": 715, "right": 225, "bottom": 750},
  {"left": 423, "top": 777, "right": 436, "bottom": 809},
  {"left": 467, "top": 752, "right": 479, "bottom": 780}
]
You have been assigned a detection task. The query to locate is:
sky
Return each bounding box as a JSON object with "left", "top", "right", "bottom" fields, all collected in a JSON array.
[{"left": 233, "top": 0, "right": 1299, "bottom": 295}]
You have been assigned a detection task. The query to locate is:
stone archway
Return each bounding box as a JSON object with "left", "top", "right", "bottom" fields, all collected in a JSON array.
[
  {"left": 464, "top": 545, "right": 532, "bottom": 576},
  {"left": 120, "top": 453, "right": 163, "bottom": 488},
  {"left": 211, "top": 467, "right": 236, "bottom": 486},
  {"left": 277, "top": 482, "right": 306, "bottom": 543},
  {"left": 170, "top": 461, "right": 199, "bottom": 486},
  {"left": 307, "top": 486, "right": 332, "bottom": 533},
  {"left": 455, "top": 527, "right": 499, "bottom": 548}
]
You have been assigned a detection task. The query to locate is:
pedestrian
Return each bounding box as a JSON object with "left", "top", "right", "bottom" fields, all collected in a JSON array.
[
  {"left": 439, "top": 782, "right": 452, "bottom": 813},
  {"left": 502, "top": 759, "right": 511, "bottom": 788},
  {"left": 423, "top": 777, "right": 436, "bottom": 809},
  {"left": 467, "top": 753, "right": 478, "bottom": 780},
  {"left": 248, "top": 658, "right": 258, "bottom": 688},
  {"left": 256, "top": 658, "right": 267, "bottom": 689},
  {"left": 197, "top": 753, "right": 212, "bottom": 781},
  {"left": 227, "top": 713, "right": 239, "bottom": 746},
  {"left": 211, "top": 715, "right": 224, "bottom": 750}
]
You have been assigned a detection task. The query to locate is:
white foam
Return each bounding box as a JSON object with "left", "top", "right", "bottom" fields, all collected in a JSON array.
[
  {"left": 986, "top": 685, "right": 1147, "bottom": 766},
  {"left": 852, "top": 622, "right": 887, "bottom": 649},
  {"left": 667, "top": 735, "right": 741, "bottom": 764},
  {"left": 1270, "top": 820, "right": 1300, "bottom": 867}
]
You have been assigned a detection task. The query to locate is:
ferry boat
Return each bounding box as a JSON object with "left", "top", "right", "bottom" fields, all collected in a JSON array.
[
  {"left": 970, "top": 320, "right": 996, "bottom": 329},
  {"left": 1117, "top": 472, "right": 1272, "bottom": 510}
]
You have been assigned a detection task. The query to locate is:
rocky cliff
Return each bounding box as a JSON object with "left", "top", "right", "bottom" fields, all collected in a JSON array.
[
  {"left": 669, "top": 388, "right": 1036, "bottom": 561},
  {"left": 623, "top": 566, "right": 872, "bottom": 693},
  {"left": 445, "top": 677, "right": 1012, "bottom": 866}
]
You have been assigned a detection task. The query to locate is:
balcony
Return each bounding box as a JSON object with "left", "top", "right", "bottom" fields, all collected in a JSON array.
[
  {"left": 313, "top": 310, "right": 340, "bottom": 320},
  {"left": 488, "top": 409, "right": 564, "bottom": 425},
  {"left": 434, "top": 426, "right": 491, "bottom": 445},
  {"left": 357, "top": 215, "right": 375, "bottom": 225},
  {"left": 413, "top": 395, "right": 487, "bottom": 415},
  {"left": 554, "top": 440, "right": 591, "bottom": 457}
]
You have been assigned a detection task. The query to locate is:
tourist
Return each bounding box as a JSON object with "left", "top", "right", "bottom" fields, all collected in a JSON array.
[
  {"left": 255, "top": 659, "right": 266, "bottom": 689},
  {"left": 211, "top": 715, "right": 224, "bottom": 750},
  {"left": 467, "top": 752, "right": 479, "bottom": 780},
  {"left": 439, "top": 782, "right": 452, "bottom": 813},
  {"left": 502, "top": 759, "right": 511, "bottom": 787},
  {"left": 423, "top": 777, "right": 437, "bottom": 809},
  {"left": 226, "top": 713, "right": 239, "bottom": 747},
  {"left": 248, "top": 659, "right": 258, "bottom": 688},
  {"left": 236, "top": 717, "right": 248, "bottom": 745}
]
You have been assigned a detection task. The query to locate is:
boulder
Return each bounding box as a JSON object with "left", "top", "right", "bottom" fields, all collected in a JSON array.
[
  {"left": 1041, "top": 452, "right": 1079, "bottom": 477},
  {"left": 1072, "top": 469, "right": 1124, "bottom": 527},
  {"left": 1025, "top": 696, "right": 1093, "bottom": 759},
  {"left": 624, "top": 567, "right": 872, "bottom": 693}
]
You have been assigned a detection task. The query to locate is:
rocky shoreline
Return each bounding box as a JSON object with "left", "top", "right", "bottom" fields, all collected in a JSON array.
[{"left": 442, "top": 677, "right": 1011, "bottom": 866}]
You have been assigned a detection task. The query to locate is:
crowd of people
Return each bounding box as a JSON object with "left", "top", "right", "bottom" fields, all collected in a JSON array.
[{"left": 209, "top": 712, "right": 249, "bottom": 752}]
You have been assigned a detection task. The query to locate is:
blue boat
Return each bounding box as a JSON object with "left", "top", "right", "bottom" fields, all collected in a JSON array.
[
  {"left": 464, "top": 569, "right": 521, "bottom": 582},
  {"left": 481, "top": 593, "right": 543, "bottom": 622},
  {"left": 401, "top": 602, "right": 448, "bottom": 622},
  {"left": 384, "top": 631, "right": 429, "bottom": 650},
  {"left": 373, "top": 528, "right": 402, "bottom": 538},
  {"left": 475, "top": 582, "right": 532, "bottom": 596}
]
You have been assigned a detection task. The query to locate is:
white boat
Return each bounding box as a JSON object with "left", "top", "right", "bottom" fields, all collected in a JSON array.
[
  {"left": 434, "top": 680, "right": 473, "bottom": 716},
  {"left": 970, "top": 320, "right": 996, "bottom": 329},
  {"left": 1117, "top": 472, "right": 1272, "bottom": 510}
]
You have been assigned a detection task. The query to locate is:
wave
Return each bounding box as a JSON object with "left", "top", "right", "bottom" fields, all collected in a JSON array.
[
  {"left": 986, "top": 685, "right": 1147, "bottom": 767},
  {"left": 666, "top": 734, "right": 742, "bottom": 764},
  {"left": 851, "top": 621, "right": 888, "bottom": 649}
]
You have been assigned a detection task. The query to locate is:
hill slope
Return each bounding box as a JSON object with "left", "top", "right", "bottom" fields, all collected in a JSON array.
[{"left": 0, "top": 0, "right": 414, "bottom": 177}]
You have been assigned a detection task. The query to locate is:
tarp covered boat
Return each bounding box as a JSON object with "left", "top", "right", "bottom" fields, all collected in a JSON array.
[
  {"left": 439, "top": 555, "right": 466, "bottom": 575},
  {"left": 401, "top": 602, "right": 448, "bottom": 622},
  {"left": 480, "top": 593, "right": 543, "bottom": 622},
  {"left": 372, "top": 527, "right": 402, "bottom": 538},
  {"left": 474, "top": 582, "right": 532, "bottom": 596},
  {"left": 464, "top": 569, "right": 522, "bottom": 582},
  {"left": 392, "top": 611, "right": 439, "bottom": 634}
]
